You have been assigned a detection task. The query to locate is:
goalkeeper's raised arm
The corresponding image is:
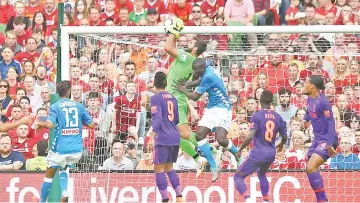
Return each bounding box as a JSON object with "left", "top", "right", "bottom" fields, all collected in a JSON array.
[{"left": 164, "top": 18, "right": 185, "bottom": 59}]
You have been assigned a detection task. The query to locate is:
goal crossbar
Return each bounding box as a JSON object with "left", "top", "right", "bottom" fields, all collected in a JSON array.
[{"left": 60, "top": 25, "right": 360, "bottom": 80}]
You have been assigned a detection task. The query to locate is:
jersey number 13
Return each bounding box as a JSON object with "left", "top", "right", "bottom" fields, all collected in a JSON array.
[{"left": 62, "top": 107, "right": 79, "bottom": 128}]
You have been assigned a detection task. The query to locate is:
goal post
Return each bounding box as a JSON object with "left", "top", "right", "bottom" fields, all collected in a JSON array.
[{"left": 57, "top": 24, "right": 360, "bottom": 203}]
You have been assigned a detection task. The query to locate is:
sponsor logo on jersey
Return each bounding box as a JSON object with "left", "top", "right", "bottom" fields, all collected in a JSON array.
[{"left": 62, "top": 128, "right": 80, "bottom": 135}]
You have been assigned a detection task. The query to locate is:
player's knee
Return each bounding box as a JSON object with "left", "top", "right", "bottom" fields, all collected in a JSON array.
[{"left": 306, "top": 164, "right": 317, "bottom": 174}]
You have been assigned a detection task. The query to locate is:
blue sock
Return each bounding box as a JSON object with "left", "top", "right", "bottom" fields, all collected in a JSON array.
[
  {"left": 226, "top": 140, "right": 238, "bottom": 156},
  {"left": 234, "top": 174, "right": 250, "bottom": 199},
  {"left": 40, "top": 178, "right": 53, "bottom": 203},
  {"left": 59, "top": 171, "right": 68, "bottom": 194},
  {"left": 198, "top": 139, "right": 218, "bottom": 170}
]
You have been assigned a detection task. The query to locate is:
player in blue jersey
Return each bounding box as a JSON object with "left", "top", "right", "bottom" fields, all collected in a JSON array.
[
  {"left": 234, "top": 90, "right": 287, "bottom": 203},
  {"left": 302, "top": 75, "right": 337, "bottom": 202},
  {"left": 36, "top": 81, "right": 94, "bottom": 203},
  {"left": 150, "top": 72, "right": 184, "bottom": 203},
  {"left": 178, "top": 58, "right": 239, "bottom": 182}
]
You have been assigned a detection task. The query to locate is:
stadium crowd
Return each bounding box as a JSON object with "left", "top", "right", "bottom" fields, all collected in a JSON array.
[{"left": 0, "top": 0, "right": 360, "bottom": 173}]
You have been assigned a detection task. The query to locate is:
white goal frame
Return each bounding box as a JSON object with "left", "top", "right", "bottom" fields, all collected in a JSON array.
[{"left": 60, "top": 25, "right": 360, "bottom": 80}]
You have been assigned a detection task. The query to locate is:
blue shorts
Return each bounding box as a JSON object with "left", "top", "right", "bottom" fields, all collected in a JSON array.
[
  {"left": 154, "top": 145, "right": 179, "bottom": 165},
  {"left": 237, "top": 157, "right": 272, "bottom": 177},
  {"left": 307, "top": 141, "right": 329, "bottom": 161}
]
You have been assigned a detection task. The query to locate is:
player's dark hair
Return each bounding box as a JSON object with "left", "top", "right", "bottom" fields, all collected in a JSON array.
[
  {"left": 309, "top": 75, "right": 325, "bottom": 90},
  {"left": 278, "top": 88, "right": 292, "bottom": 96},
  {"left": 194, "top": 37, "right": 207, "bottom": 56},
  {"left": 37, "top": 140, "right": 48, "bottom": 156},
  {"left": 154, "top": 71, "right": 167, "bottom": 89},
  {"left": 260, "top": 90, "right": 273, "bottom": 106},
  {"left": 56, "top": 81, "right": 71, "bottom": 97}
]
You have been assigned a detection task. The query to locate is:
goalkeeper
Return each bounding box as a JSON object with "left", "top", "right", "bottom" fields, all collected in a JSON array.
[
  {"left": 146, "top": 18, "right": 209, "bottom": 176},
  {"left": 165, "top": 18, "right": 209, "bottom": 174}
]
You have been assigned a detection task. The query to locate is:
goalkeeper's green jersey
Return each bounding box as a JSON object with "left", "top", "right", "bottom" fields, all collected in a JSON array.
[{"left": 166, "top": 49, "right": 196, "bottom": 93}]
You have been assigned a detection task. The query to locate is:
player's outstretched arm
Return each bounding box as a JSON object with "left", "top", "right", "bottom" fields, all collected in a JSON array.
[
  {"left": 178, "top": 85, "right": 202, "bottom": 101},
  {"left": 0, "top": 115, "right": 35, "bottom": 132},
  {"left": 235, "top": 130, "right": 255, "bottom": 160},
  {"left": 164, "top": 34, "right": 179, "bottom": 59},
  {"left": 84, "top": 122, "right": 95, "bottom": 129}
]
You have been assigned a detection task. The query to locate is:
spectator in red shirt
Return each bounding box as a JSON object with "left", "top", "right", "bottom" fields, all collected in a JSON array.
[
  {"left": 96, "top": 64, "right": 115, "bottom": 96},
  {"left": 84, "top": 74, "right": 110, "bottom": 109},
  {"left": 315, "top": 0, "right": 337, "bottom": 23},
  {"left": 14, "top": 37, "right": 40, "bottom": 64},
  {"left": 144, "top": 0, "right": 167, "bottom": 22},
  {"left": 124, "top": 61, "right": 146, "bottom": 95},
  {"left": 285, "top": 130, "right": 307, "bottom": 169},
  {"left": 101, "top": 0, "right": 119, "bottom": 24},
  {"left": 241, "top": 55, "right": 259, "bottom": 83},
  {"left": 25, "top": 0, "right": 44, "bottom": 21},
  {"left": 325, "top": 81, "right": 336, "bottom": 105},
  {"left": 13, "top": 16, "right": 32, "bottom": 47},
  {"left": 0, "top": 0, "right": 15, "bottom": 24},
  {"left": 89, "top": 5, "right": 105, "bottom": 26},
  {"left": 332, "top": 57, "right": 351, "bottom": 94},
  {"left": 285, "top": 0, "right": 302, "bottom": 25},
  {"left": 117, "top": 7, "right": 136, "bottom": 26},
  {"left": 185, "top": 4, "right": 203, "bottom": 26},
  {"left": 5, "top": 88, "right": 25, "bottom": 118},
  {"left": 115, "top": 0, "right": 134, "bottom": 13},
  {"left": 169, "top": 0, "right": 192, "bottom": 22},
  {"left": 351, "top": 83, "right": 360, "bottom": 114},
  {"left": 6, "top": 1, "right": 31, "bottom": 32},
  {"left": 43, "top": 0, "right": 58, "bottom": 37},
  {"left": 114, "top": 81, "right": 141, "bottom": 140},
  {"left": 7, "top": 67, "right": 24, "bottom": 99},
  {"left": 31, "top": 12, "right": 47, "bottom": 35},
  {"left": 353, "top": 129, "right": 360, "bottom": 155},
  {"left": 12, "top": 124, "right": 36, "bottom": 160},
  {"left": 299, "top": 54, "right": 329, "bottom": 83},
  {"left": 73, "top": 0, "right": 89, "bottom": 25},
  {"left": 201, "top": 0, "right": 224, "bottom": 19},
  {"left": 19, "top": 96, "right": 32, "bottom": 116},
  {"left": 290, "top": 81, "right": 308, "bottom": 108}
]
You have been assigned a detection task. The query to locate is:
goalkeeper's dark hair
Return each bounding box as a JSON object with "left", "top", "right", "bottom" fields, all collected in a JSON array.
[
  {"left": 154, "top": 71, "right": 167, "bottom": 89},
  {"left": 194, "top": 37, "right": 207, "bottom": 56},
  {"left": 57, "top": 81, "right": 71, "bottom": 97},
  {"left": 260, "top": 90, "right": 273, "bottom": 106}
]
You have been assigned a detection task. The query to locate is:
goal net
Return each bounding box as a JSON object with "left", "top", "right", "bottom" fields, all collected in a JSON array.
[{"left": 57, "top": 25, "right": 360, "bottom": 203}]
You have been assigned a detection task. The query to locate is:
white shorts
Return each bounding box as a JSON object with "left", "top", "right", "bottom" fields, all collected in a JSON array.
[
  {"left": 46, "top": 151, "right": 83, "bottom": 169},
  {"left": 198, "top": 107, "right": 232, "bottom": 131}
]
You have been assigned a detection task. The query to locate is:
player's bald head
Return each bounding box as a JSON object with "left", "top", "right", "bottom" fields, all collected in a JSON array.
[{"left": 192, "top": 58, "right": 206, "bottom": 78}]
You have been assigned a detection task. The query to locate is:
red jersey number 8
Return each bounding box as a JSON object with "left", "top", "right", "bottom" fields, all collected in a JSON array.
[{"left": 265, "top": 120, "right": 275, "bottom": 142}]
